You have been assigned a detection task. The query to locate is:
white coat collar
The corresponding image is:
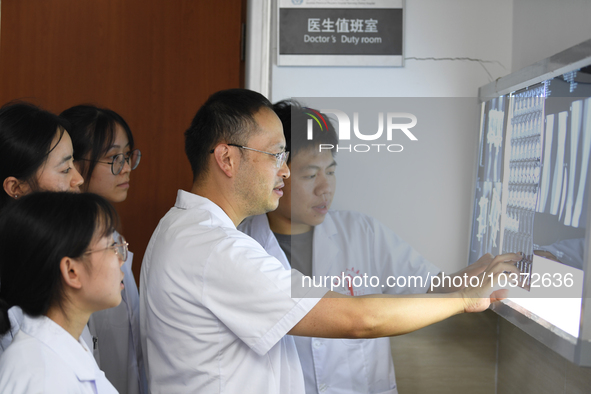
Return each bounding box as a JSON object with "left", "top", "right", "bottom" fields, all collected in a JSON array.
[
  {"left": 20, "top": 314, "right": 99, "bottom": 382},
  {"left": 248, "top": 214, "right": 277, "bottom": 248},
  {"left": 243, "top": 211, "right": 342, "bottom": 276},
  {"left": 243, "top": 214, "right": 291, "bottom": 270},
  {"left": 315, "top": 210, "right": 339, "bottom": 238},
  {"left": 311, "top": 211, "right": 342, "bottom": 276},
  {"left": 175, "top": 189, "right": 236, "bottom": 229}
]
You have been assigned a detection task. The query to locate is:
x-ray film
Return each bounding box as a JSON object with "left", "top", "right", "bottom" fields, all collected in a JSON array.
[{"left": 471, "top": 72, "right": 591, "bottom": 290}]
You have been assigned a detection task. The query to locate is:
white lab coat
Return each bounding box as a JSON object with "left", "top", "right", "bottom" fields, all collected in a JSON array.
[
  {"left": 2, "top": 307, "right": 94, "bottom": 361},
  {"left": 0, "top": 233, "right": 148, "bottom": 394},
  {"left": 140, "top": 190, "right": 327, "bottom": 394},
  {"left": 239, "top": 211, "right": 440, "bottom": 394},
  {"left": 0, "top": 306, "right": 23, "bottom": 354},
  {"left": 0, "top": 314, "right": 117, "bottom": 393},
  {"left": 88, "top": 232, "right": 147, "bottom": 394},
  {"left": 0, "top": 231, "right": 148, "bottom": 393}
]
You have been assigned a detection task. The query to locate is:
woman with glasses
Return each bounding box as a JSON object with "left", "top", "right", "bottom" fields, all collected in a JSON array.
[
  {"left": 61, "top": 105, "right": 145, "bottom": 394},
  {"left": 0, "top": 192, "right": 124, "bottom": 393},
  {"left": 0, "top": 101, "right": 85, "bottom": 356}
]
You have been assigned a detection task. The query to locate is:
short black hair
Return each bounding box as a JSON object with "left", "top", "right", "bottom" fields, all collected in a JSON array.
[
  {"left": 0, "top": 101, "right": 71, "bottom": 209},
  {"left": 60, "top": 105, "right": 134, "bottom": 187},
  {"left": 0, "top": 192, "right": 119, "bottom": 335},
  {"left": 272, "top": 100, "right": 338, "bottom": 162},
  {"left": 185, "top": 89, "right": 274, "bottom": 182}
]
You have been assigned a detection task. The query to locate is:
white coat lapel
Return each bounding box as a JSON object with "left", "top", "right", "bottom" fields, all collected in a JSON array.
[
  {"left": 246, "top": 214, "right": 291, "bottom": 270},
  {"left": 312, "top": 212, "right": 341, "bottom": 277}
]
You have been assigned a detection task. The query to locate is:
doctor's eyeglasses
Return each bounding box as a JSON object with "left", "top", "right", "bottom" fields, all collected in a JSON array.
[
  {"left": 209, "top": 144, "right": 289, "bottom": 169},
  {"left": 84, "top": 234, "right": 129, "bottom": 262},
  {"left": 78, "top": 149, "right": 142, "bottom": 175}
]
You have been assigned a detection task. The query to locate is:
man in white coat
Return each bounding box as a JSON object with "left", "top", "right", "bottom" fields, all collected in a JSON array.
[
  {"left": 239, "top": 100, "right": 502, "bottom": 394},
  {"left": 140, "top": 89, "right": 520, "bottom": 393}
]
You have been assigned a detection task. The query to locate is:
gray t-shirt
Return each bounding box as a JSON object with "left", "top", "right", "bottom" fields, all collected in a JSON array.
[{"left": 273, "top": 230, "right": 314, "bottom": 277}]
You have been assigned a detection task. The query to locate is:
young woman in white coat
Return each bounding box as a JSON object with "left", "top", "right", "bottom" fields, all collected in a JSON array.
[
  {"left": 0, "top": 191, "right": 124, "bottom": 393},
  {"left": 61, "top": 105, "right": 146, "bottom": 394},
  {"left": 0, "top": 101, "right": 84, "bottom": 356}
]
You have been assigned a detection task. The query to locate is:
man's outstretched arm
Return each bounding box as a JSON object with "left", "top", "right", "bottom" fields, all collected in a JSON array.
[{"left": 289, "top": 253, "right": 520, "bottom": 339}]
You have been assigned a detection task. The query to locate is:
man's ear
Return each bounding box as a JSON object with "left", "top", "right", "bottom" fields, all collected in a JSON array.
[
  {"left": 60, "top": 256, "right": 83, "bottom": 290},
  {"left": 212, "top": 144, "right": 238, "bottom": 178},
  {"left": 3, "top": 176, "right": 32, "bottom": 199}
]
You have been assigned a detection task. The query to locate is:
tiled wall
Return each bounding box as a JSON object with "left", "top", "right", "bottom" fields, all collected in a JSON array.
[{"left": 390, "top": 310, "right": 591, "bottom": 393}]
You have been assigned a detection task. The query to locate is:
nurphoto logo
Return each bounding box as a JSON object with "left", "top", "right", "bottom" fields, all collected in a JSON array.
[{"left": 305, "top": 108, "right": 418, "bottom": 153}]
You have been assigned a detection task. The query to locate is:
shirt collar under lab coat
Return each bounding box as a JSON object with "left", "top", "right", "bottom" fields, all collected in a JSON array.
[
  {"left": 244, "top": 211, "right": 342, "bottom": 276},
  {"left": 244, "top": 213, "right": 291, "bottom": 271},
  {"left": 310, "top": 212, "right": 342, "bottom": 277},
  {"left": 20, "top": 314, "right": 100, "bottom": 383}
]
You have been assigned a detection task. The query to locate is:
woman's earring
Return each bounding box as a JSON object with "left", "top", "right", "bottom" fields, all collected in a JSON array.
[{"left": 14, "top": 194, "right": 18, "bottom": 199}]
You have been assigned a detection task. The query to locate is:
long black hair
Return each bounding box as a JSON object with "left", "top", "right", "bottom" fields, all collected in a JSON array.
[
  {"left": 0, "top": 102, "right": 71, "bottom": 209},
  {"left": 0, "top": 192, "right": 119, "bottom": 335}
]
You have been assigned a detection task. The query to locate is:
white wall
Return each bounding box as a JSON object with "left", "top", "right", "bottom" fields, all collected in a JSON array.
[
  {"left": 271, "top": 0, "right": 513, "bottom": 273},
  {"left": 512, "top": 0, "right": 591, "bottom": 72},
  {"left": 273, "top": 0, "right": 513, "bottom": 99}
]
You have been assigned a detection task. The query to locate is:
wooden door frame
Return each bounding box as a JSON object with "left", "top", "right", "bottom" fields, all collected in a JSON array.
[{"left": 245, "top": 0, "right": 272, "bottom": 98}]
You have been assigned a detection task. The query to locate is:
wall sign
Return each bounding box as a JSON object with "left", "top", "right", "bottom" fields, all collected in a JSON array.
[{"left": 278, "top": 0, "right": 404, "bottom": 67}]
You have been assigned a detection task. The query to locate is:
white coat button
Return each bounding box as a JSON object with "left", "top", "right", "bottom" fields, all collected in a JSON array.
[
  {"left": 319, "top": 383, "right": 328, "bottom": 392},
  {"left": 313, "top": 340, "right": 322, "bottom": 348}
]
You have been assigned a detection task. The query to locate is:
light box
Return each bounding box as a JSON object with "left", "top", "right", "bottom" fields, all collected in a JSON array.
[{"left": 472, "top": 39, "right": 591, "bottom": 366}]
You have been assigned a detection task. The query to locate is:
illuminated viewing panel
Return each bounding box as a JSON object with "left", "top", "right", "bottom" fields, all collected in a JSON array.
[
  {"left": 507, "top": 254, "right": 583, "bottom": 338},
  {"left": 471, "top": 66, "right": 591, "bottom": 340}
]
